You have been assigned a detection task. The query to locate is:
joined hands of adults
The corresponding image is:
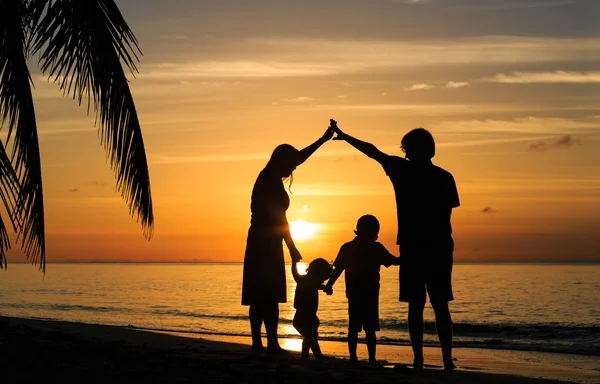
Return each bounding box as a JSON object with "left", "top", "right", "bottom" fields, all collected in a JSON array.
[
  {"left": 329, "top": 119, "right": 347, "bottom": 141},
  {"left": 321, "top": 125, "right": 336, "bottom": 141}
]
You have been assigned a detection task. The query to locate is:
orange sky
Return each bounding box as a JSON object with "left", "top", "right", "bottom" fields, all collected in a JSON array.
[{"left": 5, "top": 0, "right": 600, "bottom": 264}]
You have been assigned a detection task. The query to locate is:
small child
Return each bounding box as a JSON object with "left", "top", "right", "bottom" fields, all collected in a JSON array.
[
  {"left": 292, "top": 257, "right": 333, "bottom": 359},
  {"left": 324, "top": 214, "right": 401, "bottom": 365}
]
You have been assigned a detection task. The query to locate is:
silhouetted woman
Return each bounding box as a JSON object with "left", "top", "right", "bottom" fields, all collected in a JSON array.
[{"left": 242, "top": 127, "right": 334, "bottom": 354}]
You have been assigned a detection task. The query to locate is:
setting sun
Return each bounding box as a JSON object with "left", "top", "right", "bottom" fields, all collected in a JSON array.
[{"left": 289, "top": 220, "right": 318, "bottom": 241}]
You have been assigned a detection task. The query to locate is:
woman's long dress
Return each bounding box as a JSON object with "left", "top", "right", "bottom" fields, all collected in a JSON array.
[{"left": 241, "top": 169, "right": 290, "bottom": 305}]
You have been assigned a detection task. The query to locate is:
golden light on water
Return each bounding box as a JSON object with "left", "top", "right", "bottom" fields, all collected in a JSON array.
[
  {"left": 280, "top": 324, "right": 302, "bottom": 352},
  {"left": 289, "top": 220, "right": 318, "bottom": 241}
]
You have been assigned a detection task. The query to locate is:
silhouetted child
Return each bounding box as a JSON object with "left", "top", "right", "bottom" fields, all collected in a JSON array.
[
  {"left": 292, "top": 258, "right": 333, "bottom": 359},
  {"left": 324, "top": 215, "right": 401, "bottom": 364}
]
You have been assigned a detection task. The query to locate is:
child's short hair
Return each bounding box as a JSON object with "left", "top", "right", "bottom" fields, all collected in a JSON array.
[
  {"left": 401, "top": 128, "right": 435, "bottom": 160},
  {"left": 307, "top": 258, "right": 332, "bottom": 281},
  {"left": 355, "top": 215, "right": 380, "bottom": 238}
]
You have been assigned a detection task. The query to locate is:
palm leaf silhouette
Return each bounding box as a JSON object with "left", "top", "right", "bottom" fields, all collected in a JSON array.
[
  {"left": 30, "top": 0, "right": 154, "bottom": 238},
  {"left": 0, "top": 0, "right": 154, "bottom": 271},
  {"left": 0, "top": 0, "right": 46, "bottom": 270}
]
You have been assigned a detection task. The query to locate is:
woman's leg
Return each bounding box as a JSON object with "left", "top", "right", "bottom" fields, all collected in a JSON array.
[
  {"left": 249, "top": 304, "right": 264, "bottom": 351},
  {"left": 263, "top": 302, "right": 282, "bottom": 352}
]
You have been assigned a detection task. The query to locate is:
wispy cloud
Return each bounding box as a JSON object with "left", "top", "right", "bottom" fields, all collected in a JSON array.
[
  {"left": 140, "top": 62, "right": 338, "bottom": 79},
  {"left": 159, "top": 34, "right": 189, "bottom": 40},
  {"left": 295, "top": 103, "right": 554, "bottom": 116},
  {"left": 404, "top": 83, "right": 435, "bottom": 91},
  {"left": 528, "top": 134, "right": 579, "bottom": 151},
  {"left": 139, "top": 36, "right": 600, "bottom": 79},
  {"left": 284, "top": 96, "right": 315, "bottom": 103},
  {"left": 434, "top": 117, "right": 600, "bottom": 134},
  {"left": 446, "top": 81, "right": 470, "bottom": 88},
  {"left": 455, "top": 0, "right": 584, "bottom": 11},
  {"left": 484, "top": 71, "right": 600, "bottom": 84},
  {"left": 149, "top": 135, "right": 568, "bottom": 166},
  {"left": 394, "top": 0, "right": 430, "bottom": 3}
]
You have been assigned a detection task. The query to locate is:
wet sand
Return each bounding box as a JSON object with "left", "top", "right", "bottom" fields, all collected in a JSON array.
[{"left": 1, "top": 316, "right": 598, "bottom": 383}]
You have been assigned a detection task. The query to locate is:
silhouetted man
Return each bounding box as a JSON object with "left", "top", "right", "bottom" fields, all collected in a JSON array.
[{"left": 331, "top": 120, "right": 459, "bottom": 370}]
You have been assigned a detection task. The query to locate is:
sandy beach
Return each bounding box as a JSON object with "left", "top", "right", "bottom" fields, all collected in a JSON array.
[{"left": 1, "top": 316, "right": 598, "bottom": 384}]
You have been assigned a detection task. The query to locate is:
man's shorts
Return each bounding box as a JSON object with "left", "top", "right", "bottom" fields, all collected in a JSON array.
[
  {"left": 348, "top": 294, "right": 380, "bottom": 333},
  {"left": 293, "top": 312, "right": 319, "bottom": 339},
  {"left": 399, "top": 250, "right": 454, "bottom": 303}
]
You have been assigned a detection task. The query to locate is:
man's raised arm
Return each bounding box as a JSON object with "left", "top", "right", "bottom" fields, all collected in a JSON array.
[{"left": 330, "top": 119, "right": 389, "bottom": 164}]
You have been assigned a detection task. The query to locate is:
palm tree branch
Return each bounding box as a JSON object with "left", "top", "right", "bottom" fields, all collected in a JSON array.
[
  {"left": 0, "top": 139, "right": 21, "bottom": 269},
  {"left": 31, "top": 0, "right": 153, "bottom": 237},
  {"left": 0, "top": 0, "right": 46, "bottom": 271}
]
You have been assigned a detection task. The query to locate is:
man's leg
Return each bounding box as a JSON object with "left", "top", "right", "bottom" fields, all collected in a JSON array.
[
  {"left": 428, "top": 252, "right": 455, "bottom": 369},
  {"left": 365, "top": 330, "right": 377, "bottom": 363},
  {"left": 432, "top": 301, "right": 455, "bottom": 369},
  {"left": 408, "top": 301, "right": 425, "bottom": 368}
]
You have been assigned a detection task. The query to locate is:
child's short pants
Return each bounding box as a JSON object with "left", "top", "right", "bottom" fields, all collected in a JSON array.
[
  {"left": 348, "top": 294, "right": 379, "bottom": 332},
  {"left": 293, "top": 312, "right": 319, "bottom": 339}
]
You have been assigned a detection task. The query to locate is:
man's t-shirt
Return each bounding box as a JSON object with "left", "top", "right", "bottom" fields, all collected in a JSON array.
[
  {"left": 380, "top": 156, "right": 460, "bottom": 253},
  {"left": 333, "top": 238, "right": 399, "bottom": 298}
]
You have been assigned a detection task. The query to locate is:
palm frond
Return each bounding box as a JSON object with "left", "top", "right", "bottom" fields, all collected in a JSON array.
[
  {"left": 0, "top": 142, "right": 22, "bottom": 269},
  {"left": 31, "top": 0, "right": 153, "bottom": 238},
  {"left": 0, "top": 0, "right": 46, "bottom": 271}
]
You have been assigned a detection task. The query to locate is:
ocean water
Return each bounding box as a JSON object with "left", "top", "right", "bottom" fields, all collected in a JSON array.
[{"left": 1, "top": 263, "right": 599, "bottom": 356}]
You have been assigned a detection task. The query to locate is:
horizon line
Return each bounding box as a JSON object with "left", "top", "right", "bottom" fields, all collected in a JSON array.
[{"left": 6, "top": 261, "right": 600, "bottom": 265}]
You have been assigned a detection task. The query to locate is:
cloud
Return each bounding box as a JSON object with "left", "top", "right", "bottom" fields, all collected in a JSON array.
[
  {"left": 140, "top": 36, "right": 600, "bottom": 80},
  {"left": 159, "top": 34, "right": 189, "bottom": 40},
  {"left": 484, "top": 71, "right": 600, "bottom": 84},
  {"left": 140, "top": 62, "right": 338, "bottom": 79},
  {"left": 87, "top": 181, "right": 107, "bottom": 187},
  {"left": 285, "top": 96, "right": 314, "bottom": 103},
  {"left": 404, "top": 83, "right": 435, "bottom": 91},
  {"left": 434, "top": 117, "right": 600, "bottom": 134},
  {"left": 457, "top": 1, "right": 585, "bottom": 11},
  {"left": 446, "top": 81, "right": 469, "bottom": 88},
  {"left": 528, "top": 142, "right": 548, "bottom": 151},
  {"left": 528, "top": 135, "right": 579, "bottom": 151},
  {"left": 553, "top": 134, "right": 577, "bottom": 148}
]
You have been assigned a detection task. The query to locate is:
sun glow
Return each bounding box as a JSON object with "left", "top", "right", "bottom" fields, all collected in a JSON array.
[{"left": 289, "top": 220, "right": 318, "bottom": 241}]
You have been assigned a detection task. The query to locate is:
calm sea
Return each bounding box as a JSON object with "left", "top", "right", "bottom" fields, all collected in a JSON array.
[{"left": 1, "top": 263, "right": 599, "bottom": 356}]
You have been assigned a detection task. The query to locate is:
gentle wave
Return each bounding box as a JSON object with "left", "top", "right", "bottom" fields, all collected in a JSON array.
[
  {"left": 9, "top": 301, "right": 599, "bottom": 343},
  {"left": 125, "top": 325, "right": 600, "bottom": 356}
]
